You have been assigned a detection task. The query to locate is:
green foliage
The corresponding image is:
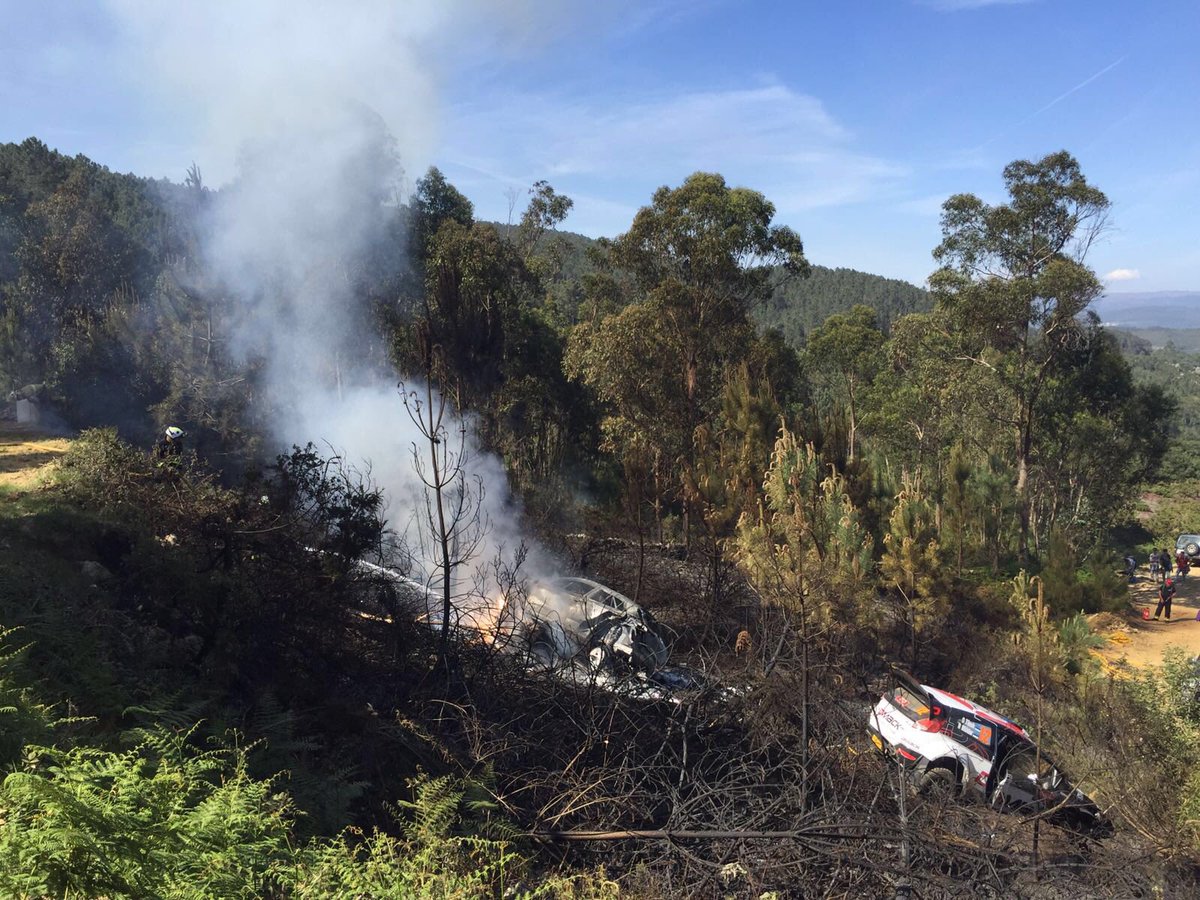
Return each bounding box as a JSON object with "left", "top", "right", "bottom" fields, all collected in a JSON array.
[
  {"left": 514, "top": 179, "right": 574, "bottom": 265},
  {"left": 0, "top": 730, "right": 530, "bottom": 900},
  {"left": 1122, "top": 651, "right": 1200, "bottom": 846},
  {"left": 945, "top": 442, "right": 971, "bottom": 572},
  {"left": 55, "top": 426, "right": 156, "bottom": 492},
  {"left": 569, "top": 171, "right": 810, "bottom": 542},
  {"left": 880, "top": 475, "right": 948, "bottom": 635},
  {"left": 0, "top": 139, "right": 196, "bottom": 431},
  {"left": 754, "top": 264, "right": 929, "bottom": 346},
  {"left": 1142, "top": 479, "right": 1200, "bottom": 547},
  {"left": 1032, "top": 329, "right": 1173, "bottom": 544},
  {"left": 931, "top": 151, "right": 1111, "bottom": 559},
  {"left": 1124, "top": 344, "right": 1200, "bottom": 480},
  {"left": 0, "top": 731, "right": 295, "bottom": 899},
  {"left": 1056, "top": 613, "right": 1104, "bottom": 676},
  {"left": 45, "top": 428, "right": 398, "bottom": 697},
  {"left": 276, "top": 443, "right": 385, "bottom": 565},
  {"left": 0, "top": 626, "right": 58, "bottom": 767},
  {"left": 411, "top": 166, "right": 475, "bottom": 254},
  {"left": 802, "top": 304, "right": 884, "bottom": 461},
  {"left": 287, "top": 773, "right": 523, "bottom": 899},
  {"left": 1038, "top": 529, "right": 1088, "bottom": 617},
  {"left": 736, "top": 426, "right": 871, "bottom": 624},
  {"left": 394, "top": 174, "right": 595, "bottom": 501},
  {"left": 1039, "top": 528, "right": 1126, "bottom": 616},
  {"left": 1008, "top": 570, "right": 1062, "bottom": 694}
]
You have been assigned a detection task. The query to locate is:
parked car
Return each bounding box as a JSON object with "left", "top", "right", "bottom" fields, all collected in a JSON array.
[
  {"left": 1176, "top": 534, "right": 1200, "bottom": 566},
  {"left": 867, "top": 670, "right": 1111, "bottom": 835}
]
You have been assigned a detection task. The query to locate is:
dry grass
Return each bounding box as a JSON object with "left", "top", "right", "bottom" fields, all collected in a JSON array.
[{"left": 0, "top": 421, "right": 71, "bottom": 490}]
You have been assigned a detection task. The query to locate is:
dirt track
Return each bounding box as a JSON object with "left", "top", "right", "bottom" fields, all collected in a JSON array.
[
  {"left": 0, "top": 420, "right": 70, "bottom": 490},
  {"left": 1092, "top": 569, "right": 1200, "bottom": 672}
]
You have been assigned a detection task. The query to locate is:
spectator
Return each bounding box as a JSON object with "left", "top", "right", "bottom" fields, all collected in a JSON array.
[
  {"left": 1155, "top": 577, "right": 1177, "bottom": 621},
  {"left": 1123, "top": 554, "right": 1138, "bottom": 582}
]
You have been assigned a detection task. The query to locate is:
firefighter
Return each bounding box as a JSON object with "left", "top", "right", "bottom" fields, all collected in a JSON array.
[
  {"left": 1154, "top": 577, "right": 1176, "bottom": 621},
  {"left": 154, "top": 425, "right": 185, "bottom": 461}
]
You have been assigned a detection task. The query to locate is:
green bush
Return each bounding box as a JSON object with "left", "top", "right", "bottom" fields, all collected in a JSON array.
[
  {"left": 1056, "top": 613, "right": 1105, "bottom": 675},
  {"left": 0, "top": 730, "right": 534, "bottom": 899},
  {"left": 0, "top": 730, "right": 294, "bottom": 899},
  {"left": 1039, "top": 529, "right": 1126, "bottom": 616},
  {"left": 288, "top": 773, "right": 523, "bottom": 899},
  {"left": 1143, "top": 480, "right": 1200, "bottom": 547},
  {"left": 0, "top": 625, "right": 57, "bottom": 767}
]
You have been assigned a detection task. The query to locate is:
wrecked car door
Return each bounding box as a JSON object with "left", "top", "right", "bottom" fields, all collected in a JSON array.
[{"left": 990, "top": 740, "right": 1050, "bottom": 810}]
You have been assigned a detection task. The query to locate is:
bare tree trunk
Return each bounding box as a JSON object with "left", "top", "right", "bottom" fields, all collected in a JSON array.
[
  {"left": 801, "top": 620, "right": 809, "bottom": 807},
  {"left": 847, "top": 375, "right": 857, "bottom": 463},
  {"left": 423, "top": 378, "right": 455, "bottom": 672},
  {"left": 1016, "top": 443, "right": 1031, "bottom": 564}
]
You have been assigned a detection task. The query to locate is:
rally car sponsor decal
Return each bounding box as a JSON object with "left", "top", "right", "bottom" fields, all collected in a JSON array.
[
  {"left": 956, "top": 717, "right": 993, "bottom": 746},
  {"left": 928, "top": 687, "right": 1029, "bottom": 740}
]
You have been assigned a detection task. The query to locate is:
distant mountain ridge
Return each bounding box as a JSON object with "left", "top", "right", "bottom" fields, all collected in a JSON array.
[
  {"left": 501, "top": 221, "right": 932, "bottom": 342},
  {"left": 1095, "top": 291, "right": 1200, "bottom": 329}
]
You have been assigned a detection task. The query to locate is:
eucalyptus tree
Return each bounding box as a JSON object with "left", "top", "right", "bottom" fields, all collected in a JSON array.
[
  {"left": 802, "top": 304, "right": 884, "bottom": 462},
  {"left": 931, "top": 151, "right": 1110, "bottom": 560},
  {"left": 568, "top": 172, "right": 809, "bottom": 539}
]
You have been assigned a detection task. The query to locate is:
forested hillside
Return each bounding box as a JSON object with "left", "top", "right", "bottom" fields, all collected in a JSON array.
[
  {"left": 494, "top": 218, "right": 931, "bottom": 343},
  {"left": 3, "top": 139, "right": 1200, "bottom": 897},
  {"left": 1123, "top": 342, "right": 1200, "bottom": 481},
  {"left": 754, "top": 264, "right": 930, "bottom": 345},
  {"left": 0, "top": 139, "right": 199, "bottom": 438}
]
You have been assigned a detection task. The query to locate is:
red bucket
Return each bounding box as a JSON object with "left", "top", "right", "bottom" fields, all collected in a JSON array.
[{"left": 1143, "top": 608, "right": 1151, "bottom": 620}]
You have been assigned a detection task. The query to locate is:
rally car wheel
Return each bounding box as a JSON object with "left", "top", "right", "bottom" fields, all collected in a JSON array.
[{"left": 916, "top": 766, "right": 961, "bottom": 799}]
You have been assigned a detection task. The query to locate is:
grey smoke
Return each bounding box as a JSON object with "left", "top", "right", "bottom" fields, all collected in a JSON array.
[{"left": 104, "top": 0, "right": 568, "bottom": 592}]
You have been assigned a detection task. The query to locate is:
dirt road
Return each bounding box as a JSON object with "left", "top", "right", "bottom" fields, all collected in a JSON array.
[
  {"left": 1092, "top": 569, "right": 1200, "bottom": 672},
  {"left": 0, "top": 421, "right": 70, "bottom": 490}
]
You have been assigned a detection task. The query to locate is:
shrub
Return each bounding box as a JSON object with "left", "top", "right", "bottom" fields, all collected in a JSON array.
[
  {"left": 0, "top": 730, "right": 533, "bottom": 899},
  {"left": 0, "top": 731, "right": 294, "bottom": 899},
  {"left": 0, "top": 625, "right": 57, "bottom": 767}
]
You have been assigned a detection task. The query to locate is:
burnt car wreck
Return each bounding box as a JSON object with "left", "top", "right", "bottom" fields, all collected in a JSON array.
[
  {"left": 355, "top": 562, "right": 706, "bottom": 700},
  {"left": 868, "top": 670, "right": 1111, "bottom": 836},
  {"left": 509, "top": 577, "right": 706, "bottom": 700}
]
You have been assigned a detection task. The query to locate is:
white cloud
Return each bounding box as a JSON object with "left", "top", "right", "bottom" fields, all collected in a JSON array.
[
  {"left": 1104, "top": 268, "right": 1141, "bottom": 282},
  {"left": 442, "top": 82, "right": 908, "bottom": 236}
]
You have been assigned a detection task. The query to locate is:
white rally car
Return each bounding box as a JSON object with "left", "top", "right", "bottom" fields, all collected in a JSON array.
[{"left": 867, "top": 671, "right": 1109, "bottom": 834}]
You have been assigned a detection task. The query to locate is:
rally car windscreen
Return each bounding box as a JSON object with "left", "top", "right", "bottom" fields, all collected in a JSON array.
[{"left": 889, "top": 683, "right": 933, "bottom": 722}]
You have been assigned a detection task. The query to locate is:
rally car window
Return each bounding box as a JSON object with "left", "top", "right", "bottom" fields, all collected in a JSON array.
[
  {"left": 554, "top": 579, "right": 593, "bottom": 597},
  {"left": 998, "top": 745, "right": 1055, "bottom": 783},
  {"left": 889, "top": 683, "right": 932, "bottom": 722},
  {"left": 589, "top": 588, "right": 625, "bottom": 610},
  {"left": 948, "top": 712, "right": 995, "bottom": 756}
]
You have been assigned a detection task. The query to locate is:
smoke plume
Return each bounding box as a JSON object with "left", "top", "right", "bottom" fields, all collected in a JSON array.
[{"left": 104, "top": 0, "right": 566, "bottom": 590}]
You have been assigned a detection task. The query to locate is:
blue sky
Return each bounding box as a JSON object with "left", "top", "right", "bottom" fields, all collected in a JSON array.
[{"left": 2, "top": 0, "right": 1197, "bottom": 291}]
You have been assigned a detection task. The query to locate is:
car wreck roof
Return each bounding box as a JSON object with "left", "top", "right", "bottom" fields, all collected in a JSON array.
[{"left": 922, "top": 683, "right": 1031, "bottom": 742}]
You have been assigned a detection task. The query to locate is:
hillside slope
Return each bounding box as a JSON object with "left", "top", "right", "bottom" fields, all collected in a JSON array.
[{"left": 516, "top": 218, "right": 932, "bottom": 339}]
